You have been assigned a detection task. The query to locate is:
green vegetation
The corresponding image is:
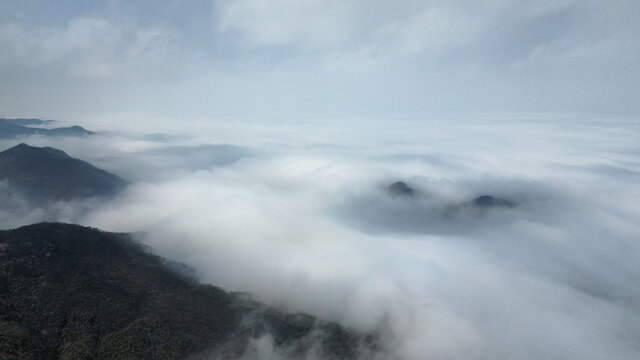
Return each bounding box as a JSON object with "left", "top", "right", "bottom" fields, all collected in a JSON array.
[{"left": 0, "top": 223, "right": 373, "bottom": 359}]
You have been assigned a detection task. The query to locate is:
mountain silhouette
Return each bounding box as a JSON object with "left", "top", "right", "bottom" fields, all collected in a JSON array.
[
  {"left": 0, "top": 143, "right": 126, "bottom": 202},
  {"left": 388, "top": 181, "right": 415, "bottom": 196},
  {"left": 472, "top": 195, "right": 515, "bottom": 208},
  {"left": 0, "top": 118, "right": 93, "bottom": 139}
]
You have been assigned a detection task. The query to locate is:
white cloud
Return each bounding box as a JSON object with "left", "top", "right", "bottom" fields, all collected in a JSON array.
[
  {"left": 0, "top": 17, "right": 181, "bottom": 80},
  {"left": 1, "top": 1, "right": 639, "bottom": 127},
  {"left": 212, "top": 0, "right": 640, "bottom": 71},
  {"left": 213, "top": 0, "right": 480, "bottom": 58},
  {"left": 10, "top": 116, "right": 638, "bottom": 359}
]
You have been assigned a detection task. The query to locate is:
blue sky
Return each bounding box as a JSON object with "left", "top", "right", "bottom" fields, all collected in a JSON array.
[{"left": 1, "top": 0, "right": 639, "bottom": 119}]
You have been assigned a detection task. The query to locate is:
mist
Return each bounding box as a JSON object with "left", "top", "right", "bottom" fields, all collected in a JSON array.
[{"left": 2, "top": 116, "right": 638, "bottom": 359}]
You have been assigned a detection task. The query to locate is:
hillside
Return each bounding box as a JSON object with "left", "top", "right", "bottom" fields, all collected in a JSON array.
[{"left": 0, "top": 223, "right": 374, "bottom": 359}]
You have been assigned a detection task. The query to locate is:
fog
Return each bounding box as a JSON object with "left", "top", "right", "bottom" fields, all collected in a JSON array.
[{"left": 2, "top": 116, "right": 639, "bottom": 359}]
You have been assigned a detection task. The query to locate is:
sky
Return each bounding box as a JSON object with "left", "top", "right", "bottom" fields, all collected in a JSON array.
[{"left": 1, "top": 0, "right": 640, "bottom": 120}]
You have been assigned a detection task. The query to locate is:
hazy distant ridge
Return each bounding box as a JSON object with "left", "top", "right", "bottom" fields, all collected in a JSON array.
[
  {"left": 0, "top": 118, "right": 93, "bottom": 138},
  {"left": 0, "top": 143, "right": 126, "bottom": 202}
]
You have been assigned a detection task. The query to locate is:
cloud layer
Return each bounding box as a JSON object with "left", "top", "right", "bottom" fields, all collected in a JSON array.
[{"left": 2, "top": 115, "right": 639, "bottom": 359}]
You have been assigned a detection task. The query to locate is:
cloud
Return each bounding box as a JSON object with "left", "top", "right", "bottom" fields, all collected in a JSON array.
[
  {"left": 7, "top": 116, "right": 637, "bottom": 359},
  {"left": 212, "top": 0, "right": 640, "bottom": 66},
  {"left": 0, "top": 16, "right": 182, "bottom": 80},
  {"left": 139, "top": 143, "right": 253, "bottom": 170},
  {"left": 1, "top": 1, "right": 639, "bottom": 118},
  {"left": 213, "top": 0, "right": 486, "bottom": 53},
  {"left": 0, "top": 179, "right": 104, "bottom": 228}
]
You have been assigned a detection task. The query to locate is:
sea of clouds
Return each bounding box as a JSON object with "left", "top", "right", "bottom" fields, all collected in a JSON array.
[{"left": 1, "top": 115, "right": 639, "bottom": 359}]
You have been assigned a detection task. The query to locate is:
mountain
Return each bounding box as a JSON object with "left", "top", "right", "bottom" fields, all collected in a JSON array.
[
  {"left": 0, "top": 118, "right": 93, "bottom": 139},
  {"left": 0, "top": 143, "right": 126, "bottom": 202},
  {"left": 0, "top": 119, "right": 36, "bottom": 138},
  {"left": 0, "top": 118, "right": 55, "bottom": 126},
  {"left": 388, "top": 181, "right": 415, "bottom": 196},
  {"left": 45, "top": 126, "right": 94, "bottom": 137},
  {"left": 386, "top": 181, "right": 516, "bottom": 209},
  {"left": 472, "top": 195, "right": 515, "bottom": 208},
  {"left": 0, "top": 223, "right": 375, "bottom": 359}
]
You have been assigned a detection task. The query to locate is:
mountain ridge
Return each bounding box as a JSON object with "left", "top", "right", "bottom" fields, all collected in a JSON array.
[
  {"left": 0, "top": 143, "right": 126, "bottom": 203},
  {"left": 0, "top": 118, "right": 93, "bottom": 139},
  {"left": 0, "top": 222, "right": 374, "bottom": 359}
]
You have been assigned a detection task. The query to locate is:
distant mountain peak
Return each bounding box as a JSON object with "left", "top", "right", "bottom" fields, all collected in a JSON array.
[
  {"left": 3, "top": 143, "right": 71, "bottom": 160},
  {"left": 0, "top": 118, "right": 94, "bottom": 139},
  {"left": 0, "top": 143, "right": 125, "bottom": 202},
  {"left": 472, "top": 195, "right": 515, "bottom": 208},
  {"left": 388, "top": 181, "right": 416, "bottom": 196}
]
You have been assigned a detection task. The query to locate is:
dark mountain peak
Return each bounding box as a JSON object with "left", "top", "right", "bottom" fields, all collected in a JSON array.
[
  {"left": 2, "top": 143, "right": 71, "bottom": 160},
  {"left": 2, "top": 142, "right": 39, "bottom": 156},
  {"left": 5, "top": 142, "right": 30, "bottom": 151},
  {"left": 389, "top": 181, "right": 415, "bottom": 196},
  {"left": 472, "top": 195, "right": 515, "bottom": 208},
  {"left": 0, "top": 143, "right": 126, "bottom": 202}
]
